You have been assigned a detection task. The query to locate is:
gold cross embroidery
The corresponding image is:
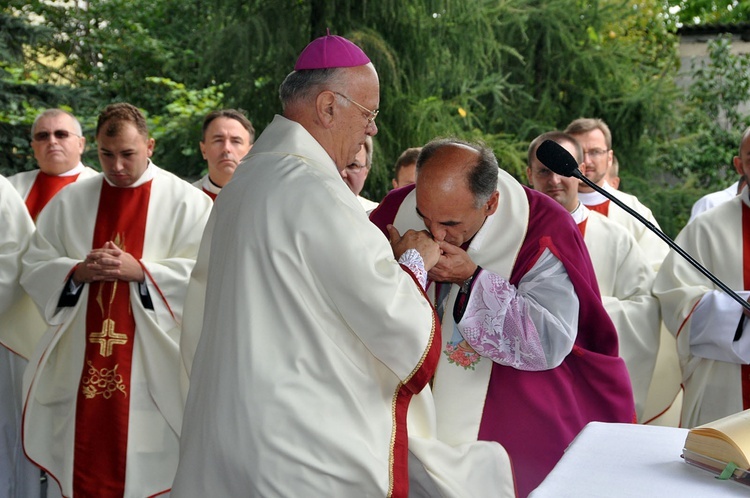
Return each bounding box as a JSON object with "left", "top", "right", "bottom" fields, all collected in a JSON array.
[{"left": 89, "top": 318, "right": 128, "bottom": 357}]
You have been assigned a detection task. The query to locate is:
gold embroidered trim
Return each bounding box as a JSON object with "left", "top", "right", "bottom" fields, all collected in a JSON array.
[
  {"left": 89, "top": 318, "right": 128, "bottom": 357},
  {"left": 81, "top": 361, "right": 127, "bottom": 399}
]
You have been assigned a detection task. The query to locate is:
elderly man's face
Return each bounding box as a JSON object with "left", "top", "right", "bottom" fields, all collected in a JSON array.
[
  {"left": 97, "top": 121, "right": 154, "bottom": 187},
  {"left": 340, "top": 144, "right": 369, "bottom": 195},
  {"left": 331, "top": 64, "right": 379, "bottom": 170},
  {"left": 31, "top": 113, "right": 86, "bottom": 175},
  {"left": 200, "top": 117, "right": 253, "bottom": 187}
]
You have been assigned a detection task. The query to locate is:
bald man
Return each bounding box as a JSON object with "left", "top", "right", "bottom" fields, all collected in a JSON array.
[{"left": 371, "top": 137, "right": 635, "bottom": 496}]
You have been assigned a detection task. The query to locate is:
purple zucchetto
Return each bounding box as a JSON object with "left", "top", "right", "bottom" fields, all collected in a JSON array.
[{"left": 294, "top": 29, "right": 371, "bottom": 71}]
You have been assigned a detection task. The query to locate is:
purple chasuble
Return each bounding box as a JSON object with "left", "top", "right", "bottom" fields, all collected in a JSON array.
[{"left": 371, "top": 184, "right": 635, "bottom": 497}]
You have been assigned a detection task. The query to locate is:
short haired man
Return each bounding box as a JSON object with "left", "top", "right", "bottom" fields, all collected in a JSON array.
[
  {"left": 175, "top": 35, "right": 513, "bottom": 497},
  {"left": 371, "top": 137, "right": 634, "bottom": 496},
  {"left": 340, "top": 135, "right": 379, "bottom": 210},
  {"left": 392, "top": 146, "right": 420, "bottom": 189},
  {"left": 565, "top": 117, "right": 667, "bottom": 270},
  {"left": 194, "top": 109, "right": 255, "bottom": 200},
  {"left": 20, "top": 102, "right": 212, "bottom": 497},
  {"left": 9, "top": 109, "right": 98, "bottom": 220},
  {"left": 527, "top": 131, "right": 659, "bottom": 422},
  {"left": 655, "top": 125, "right": 750, "bottom": 427}
]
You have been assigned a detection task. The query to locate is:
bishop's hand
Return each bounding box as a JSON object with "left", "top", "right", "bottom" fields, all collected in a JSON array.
[{"left": 387, "top": 224, "right": 440, "bottom": 270}]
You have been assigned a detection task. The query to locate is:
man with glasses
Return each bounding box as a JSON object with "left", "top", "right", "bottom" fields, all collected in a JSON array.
[
  {"left": 341, "top": 135, "right": 379, "bottom": 211},
  {"left": 566, "top": 118, "right": 681, "bottom": 428},
  {"left": 9, "top": 109, "right": 98, "bottom": 221},
  {"left": 565, "top": 117, "right": 668, "bottom": 271},
  {"left": 175, "top": 33, "right": 513, "bottom": 497}
]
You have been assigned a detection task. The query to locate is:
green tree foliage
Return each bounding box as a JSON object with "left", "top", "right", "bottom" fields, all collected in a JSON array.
[
  {"left": 0, "top": 8, "right": 91, "bottom": 173},
  {"left": 2, "top": 0, "right": 746, "bottom": 235},
  {"left": 668, "top": 0, "right": 750, "bottom": 25}
]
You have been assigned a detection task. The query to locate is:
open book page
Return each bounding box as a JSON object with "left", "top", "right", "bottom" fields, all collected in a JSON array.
[{"left": 688, "top": 410, "right": 750, "bottom": 468}]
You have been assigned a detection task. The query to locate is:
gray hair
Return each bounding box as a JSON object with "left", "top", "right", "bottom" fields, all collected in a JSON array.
[
  {"left": 417, "top": 137, "right": 498, "bottom": 208},
  {"left": 31, "top": 109, "right": 83, "bottom": 136},
  {"left": 278, "top": 68, "right": 347, "bottom": 110}
]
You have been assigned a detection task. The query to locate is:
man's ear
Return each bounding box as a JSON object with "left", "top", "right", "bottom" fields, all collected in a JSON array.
[
  {"left": 316, "top": 91, "right": 337, "bottom": 129},
  {"left": 485, "top": 190, "right": 500, "bottom": 216},
  {"left": 734, "top": 155, "right": 744, "bottom": 176}
]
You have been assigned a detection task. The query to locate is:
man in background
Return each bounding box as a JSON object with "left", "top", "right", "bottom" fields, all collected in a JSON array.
[
  {"left": 565, "top": 117, "right": 667, "bottom": 271},
  {"left": 340, "top": 135, "right": 379, "bottom": 210},
  {"left": 21, "top": 102, "right": 211, "bottom": 497},
  {"left": 688, "top": 128, "right": 750, "bottom": 223},
  {"left": 9, "top": 108, "right": 98, "bottom": 220},
  {"left": 392, "top": 146, "right": 420, "bottom": 189},
  {"left": 193, "top": 109, "right": 254, "bottom": 200},
  {"left": 527, "top": 131, "right": 659, "bottom": 421},
  {"left": 655, "top": 124, "right": 750, "bottom": 428}
]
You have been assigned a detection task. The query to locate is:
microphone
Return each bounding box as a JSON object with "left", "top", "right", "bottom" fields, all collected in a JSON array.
[{"left": 535, "top": 139, "right": 750, "bottom": 336}]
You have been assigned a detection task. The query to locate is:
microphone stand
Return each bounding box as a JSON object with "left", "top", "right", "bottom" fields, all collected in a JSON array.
[{"left": 571, "top": 169, "right": 750, "bottom": 324}]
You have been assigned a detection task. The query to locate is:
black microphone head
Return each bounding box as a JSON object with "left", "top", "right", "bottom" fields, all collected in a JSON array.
[{"left": 535, "top": 139, "right": 580, "bottom": 178}]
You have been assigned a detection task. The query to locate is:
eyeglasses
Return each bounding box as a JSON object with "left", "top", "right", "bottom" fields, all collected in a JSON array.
[
  {"left": 583, "top": 148, "right": 609, "bottom": 159},
  {"left": 33, "top": 130, "right": 81, "bottom": 142},
  {"left": 345, "top": 162, "right": 369, "bottom": 173},
  {"left": 334, "top": 92, "right": 379, "bottom": 123}
]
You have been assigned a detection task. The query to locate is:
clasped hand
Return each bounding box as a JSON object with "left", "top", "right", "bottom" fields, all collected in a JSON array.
[
  {"left": 387, "top": 225, "right": 440, "bottom": 270},
  {"left": 73, "top": 241, "right": 145, "bottom": 284}
]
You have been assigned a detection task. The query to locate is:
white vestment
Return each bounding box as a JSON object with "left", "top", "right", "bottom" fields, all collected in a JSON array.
[
  {"left": 174, "top": 115, "right": 513, "bottom": 498},
  {"left": 20, "top": 164, "right": 211, "bottom": 497},
  {"left": 358, "top": 194, "right": 379, "bottom": 212},
  {"left": 0, "top": 176, "right": 40, "bottom": 498},
  {"left": 8, "top": 163, "right": 99, "bottom": 200},
  {"left": 579, "top": 183, "right": 669, "bottom": 271},
  {"left": 191, "top": 174, "right": 220, "bottom": 198},
  {"left": 689, "top": 181, "right": 741, "bottom": 223},
  {"left": 573, "top": 204, "right": 660, "bottom": 420},
  {"left": 2, "top": 164, "right": 100, "bottom": 358},
  {"left": 654, "top": 189, "right": 750, "bottom": 427}
]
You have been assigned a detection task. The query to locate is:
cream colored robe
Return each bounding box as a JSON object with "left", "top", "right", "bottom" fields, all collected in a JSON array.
[
  {"left": 579, "top": 183, "right": 669, "bottom": 271},
  {"left": 8, "top": 163, "right": 99, "bottom": 200},
  {"left": 3, "top": 163, "right": 99, "bottom": 359},
  {"left": 654, "top": 189, "right": 750, "bottom": 427},
  {"left": 191, "top": 174, "right": 221, "bottom": 198},
  {"left": 577, "top": 206, "right": 660, "bottom": 420},
  {"left": 0, "top": 175, "right": 39, "bottom": 498},
  {"left": 175, "top": 115, "right": 514, "bottom": 498},
  {"left": 20, "top": 165, "right": 211, "bottom": 497}
]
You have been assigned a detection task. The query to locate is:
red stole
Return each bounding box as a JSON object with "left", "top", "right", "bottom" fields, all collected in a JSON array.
[
  {"left": 586, "top": 199, "right": 610, "bottom": 216},
  {"left": 203, "top": 187, "right": 218, "bottom": 201},
  {"left": 25, "top": 172, "right": 80, "bottom": 221},
  {"left": 73, "top": 179, "right": 152, "bottom": 497},
  {"left": 742, "top": 203, "right": 750, "bottom": 410},
  {"left": 577, "top": 218, "right": 589, "bottom": 237}
]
